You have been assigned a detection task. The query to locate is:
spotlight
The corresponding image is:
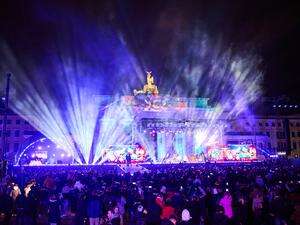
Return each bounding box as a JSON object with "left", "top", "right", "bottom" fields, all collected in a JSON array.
[
  {"left": 61, "top": 153, "right": 65, "bottom": 157},
  {"left": 37, "top": 146, "right": 42, "bottom": 150},
  {"left": 31, "top": 153, "right": 35, "bottom": 158}
]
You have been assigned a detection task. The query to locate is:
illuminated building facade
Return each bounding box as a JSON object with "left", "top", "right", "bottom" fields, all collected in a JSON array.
[
  {"left": 0, "top": 111, "right": 38, "bottom": 161},
  {"left": 288, "top": 117, "right": 300, "bottom": 157}
]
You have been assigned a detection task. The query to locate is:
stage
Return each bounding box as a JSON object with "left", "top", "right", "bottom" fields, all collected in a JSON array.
[{"left": 15, "top": 72, "right": 259, "bottom": 166}]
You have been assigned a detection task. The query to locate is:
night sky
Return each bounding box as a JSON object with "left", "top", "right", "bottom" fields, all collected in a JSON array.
[{"left": 0, "top": 0, "right": 299, "bottom": 100}]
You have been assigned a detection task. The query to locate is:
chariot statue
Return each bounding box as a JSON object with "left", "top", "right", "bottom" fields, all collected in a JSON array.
[{"left": 134, "top": 71, "right": 159, "bottom": 96}]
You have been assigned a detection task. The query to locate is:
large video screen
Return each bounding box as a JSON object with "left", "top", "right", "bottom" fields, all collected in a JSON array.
[{"left": 206, "top": 144, "right": 256, "bottom": 161}]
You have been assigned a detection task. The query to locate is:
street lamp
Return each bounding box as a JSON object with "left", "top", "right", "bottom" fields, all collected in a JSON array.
[{"left": 1, "top": 73, "right": 11, "bottom": 177}]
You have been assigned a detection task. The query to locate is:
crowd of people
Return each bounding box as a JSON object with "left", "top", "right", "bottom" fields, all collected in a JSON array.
[{"left": 0, "top": 159, "right": 299, "bottom": 225}]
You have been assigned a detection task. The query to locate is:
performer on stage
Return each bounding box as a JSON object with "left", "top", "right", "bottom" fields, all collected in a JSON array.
[{"left": 126, "top": 152, "right": 132, "bottom": 166}]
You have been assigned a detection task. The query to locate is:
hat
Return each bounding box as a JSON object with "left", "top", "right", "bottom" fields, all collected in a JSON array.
[
  {"left": 160, "top": 185, "right": 166, "bottom": 194},
  {"left": 181, "top": 209, "right": 192, "bottom": 221},
  {"left": 137, "top": 205, "right": 144, "bottom": 212}
]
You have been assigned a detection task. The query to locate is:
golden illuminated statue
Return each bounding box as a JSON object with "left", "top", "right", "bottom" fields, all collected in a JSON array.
[{"left": 134, "top": 71, "right": 159, "bottom": 96}]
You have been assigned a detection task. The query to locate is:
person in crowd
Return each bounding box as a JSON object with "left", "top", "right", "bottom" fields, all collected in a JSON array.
[
  {"left": 0, "top": 184, "right": 12, "bottom": 225},
  {"left": 9, "top": 183, "right": 21, "bottom": 201},
  {"left": 116, "top": 194, "right": 126, "bottom": 225},
  {"left": 87, "top": 190, "right": 102, "bottom": 225},
  {"left": 177, "top": 209, "right": 192, "bottom": 225},
  {"left": 113, "top": 206, "right": 121, "bottom": 225},
  {"left": 212, "top": 205, "right": 230, "bottom": 225},
  {"left": 48, "top": 193, "right": 60, "bottom": 225},
  {"left": 129, "top": 204, "right": 146, "bottom": 225},
  {"left": 145, "top": 195, "right": 161, "bottom": 225},
  {"left": 251, "top": 188, "right": 264, "bottom": 224},
  {"left": 160, "top": 199, "right": 175, "bottom": 221},
  {"left": 234, "top": 191, "right": 248, "bottom": 225},
  {"left": 44, "top": 175, "right": 56, "bottom": 190},
  {"left": 219, "top": 189, "right": 233, "bottom": 219}
]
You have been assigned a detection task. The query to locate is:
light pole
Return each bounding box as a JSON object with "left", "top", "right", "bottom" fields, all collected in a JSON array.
[
  {"left": 252, "top": 123, "right": 257, "bottom": 146},
  {"left": 1, "top": 73, "right": 11, "bottom": 176},
  {"left": 2, "top": 74, "right": 11, "bottom": 158}
]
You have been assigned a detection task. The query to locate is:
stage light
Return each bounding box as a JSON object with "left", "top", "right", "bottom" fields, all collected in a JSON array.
[
  {"left": 61, "top": 153, "right": 65, "bottom": 157},
  {"left": 37, "top": 146, "right": 42, "bottom": 150}
]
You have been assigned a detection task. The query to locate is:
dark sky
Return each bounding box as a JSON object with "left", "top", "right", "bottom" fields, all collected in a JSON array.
[{"left": 0, "top": 0, "right": 299, "bottom": 99}]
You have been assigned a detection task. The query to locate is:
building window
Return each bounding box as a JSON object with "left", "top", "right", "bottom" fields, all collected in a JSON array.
[
  {"left": 290, "top": 123, "right": 294, "bottom": 127},
  {"left": 7, "top": 130, "right": 11, "bottom": 137},
  {"left": 16, "top": 120, "right": 21, "bottom": 125},
  {"left": 24, "top": 121, "right": 29, "bottom": 125},
  {"left": 0, "top": 130, "right": 1, "bottom": 137},
  {"left": 293, "top": 142, "right": 297, "bottom": 149},
  {"left": 278, "top": 122, "right": 282, "bottom": 127},
  {"left": 246, "top": 122, "right": 250, "bottom": 126},
  {"left": 265, "top": 122, "right": 269, "bottom": 127},
  {"left": 272, "top": 122, "right": 275, "bottom": 127},
  {"left": 276, "top": 132, "right": 280, "bottom": 139},
  {"left": 298, "top": 131, "right": 300, "bottom": 137},
  {"left": 292, "top": 132, "right": 295, "bottom": 137},
  {"left": 0, "top": 120, "right": 2, "bottom": 124},
  {"left": 259, "top": 122, "right": 262, "bottom": 127},
  {"left": 23, "top": 130, "right": 36, "bottom": 135},
  {"left": 296, "top": 122, "right": 300, "bottom": 127},
  {"left": 7, "top": 120, "right": 12, "bottom": 124},
  {"left": 266, "top": 132, "right": 270, "bottom": 137},
  {"left": 276, "top": 131, "right": 285, "bottom": 139},
  {"left": 15, "top": 130, "right": 20, "bottom": 137}
]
